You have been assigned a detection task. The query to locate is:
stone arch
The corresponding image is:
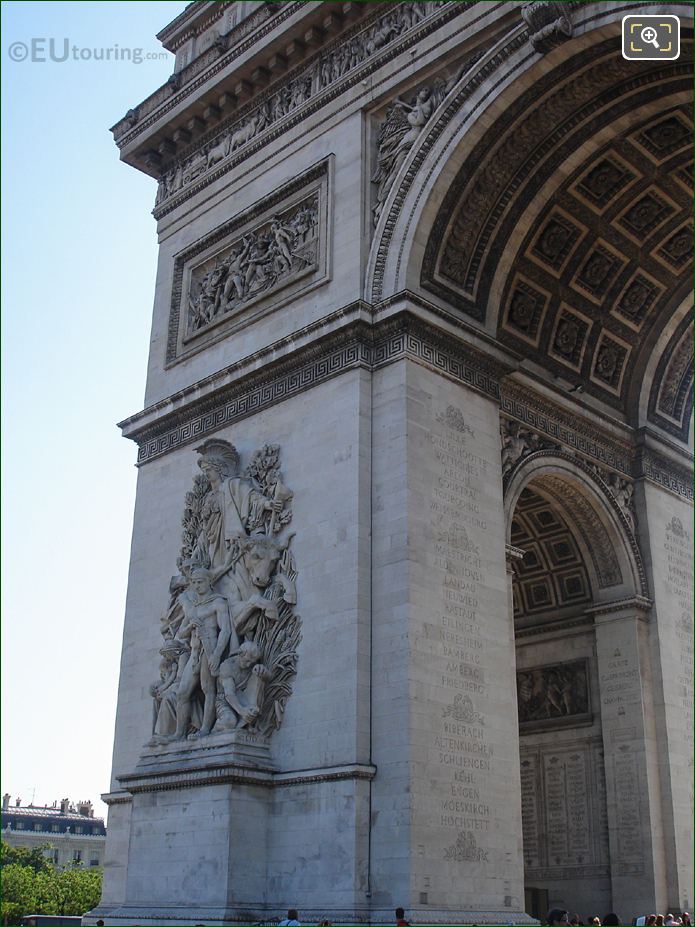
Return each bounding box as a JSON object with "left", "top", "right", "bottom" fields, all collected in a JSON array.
[
  {"left": 504, "top": 450, "right": 650, "bottom": 604},
  {"left": 366, "top": 1, "right": 693, "bottom": 308},
  {"left": 365, "top": 3, "right": 693, "bottom": 431},
  {"left": 636, "top": 298, "right": 694, "bottom": 443}
]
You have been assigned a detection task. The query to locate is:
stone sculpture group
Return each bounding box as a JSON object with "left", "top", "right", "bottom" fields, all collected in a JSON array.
[
  {"left": 155, "top": 1, "right": 450, "bottom": 209},
  {"left": 149, "top": 440, "right": 300, "bottom": 743},
  {"left": 187, "top": 197, "right": 319, "bottom": 335}
]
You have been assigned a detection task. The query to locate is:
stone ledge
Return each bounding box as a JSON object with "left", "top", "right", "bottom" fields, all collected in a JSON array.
[
  {"left": 116, "top": 761, "right": 377, "bottom": 794},
  {"left": 83, "top": 904, "right": 537, "bottom": 925}
]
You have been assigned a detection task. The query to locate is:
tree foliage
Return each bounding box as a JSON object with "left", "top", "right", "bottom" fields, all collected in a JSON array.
[
  {"left": 0, "top": 842, "right": 51, "bottom": 873},
  {"left": 0, "top": 842, "right": 102, "bottom": 925}
]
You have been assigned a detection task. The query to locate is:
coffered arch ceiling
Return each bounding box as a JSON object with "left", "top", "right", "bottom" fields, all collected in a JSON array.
[
  {"left": 511, "top": 487, "right": 594, "bottom": 629},
  {"left": 420, "top": 36, "right": 693, "bottom": 438}
]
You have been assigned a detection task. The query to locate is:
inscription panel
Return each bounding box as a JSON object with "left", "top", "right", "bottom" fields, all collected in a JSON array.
[
  {"left": 664, "top": 515, "right": 694, "bottom": 757},
  {"left": 408, "top": 381, "right": 522, "bottom": 910},
  {"left": 427, "top": 407, "right": 494, "bottom": 856},
  {"left": 520, "top": 740, "right": 609, "bottom": 877}
]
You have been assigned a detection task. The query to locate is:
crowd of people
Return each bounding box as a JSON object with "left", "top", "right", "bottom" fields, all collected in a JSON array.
[
  {"left": 272, "top": 908, "right": 692, "bottom": 926},
  {"left": 546, "top": 911, "right": 691, "bottom": 926}
]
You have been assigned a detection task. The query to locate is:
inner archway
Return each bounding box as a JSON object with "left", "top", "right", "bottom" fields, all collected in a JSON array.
[{"left": 505, "top": 460, "right": 645, "bottom": 921}]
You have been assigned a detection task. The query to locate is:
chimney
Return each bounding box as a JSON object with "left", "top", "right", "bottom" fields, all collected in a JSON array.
[
  {"left": 60, "top": 798, "right": 70, "bottom": 814},
  {"left": 2, "top": 794, "right": 9, "bottom": 811},
  {"left": 77, "top": 800, "right": 93, "bottom": 818},
  {"left": 15, "top": 797, "right": 21, "bottom": 808}
]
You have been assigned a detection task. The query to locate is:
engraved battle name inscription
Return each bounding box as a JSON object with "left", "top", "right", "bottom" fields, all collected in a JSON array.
[
  {"left": 664, "top": 516, "right": 694, "bottom": 754},
  {"left": 520, "top": 741, "right": 610, "bottom": 878},
  {"left": 425, "top": 406, "right": 494, "bottom": 861}
]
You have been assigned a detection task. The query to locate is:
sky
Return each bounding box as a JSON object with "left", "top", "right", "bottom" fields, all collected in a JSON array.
[{"left": 1, "top": 0, "right": 186, "bottom": 818}]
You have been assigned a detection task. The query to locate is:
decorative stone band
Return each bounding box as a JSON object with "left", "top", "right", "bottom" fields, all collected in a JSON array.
[
  {"left": 122, "top": 312, "right": 507, "bottom": 465},
  {"left": 637, "top": 447, "right": 694, "bottom": 501},
  {"left": 501, "top": 393, "right": 693, "bottom": 503},
  {"left": 152, "top": 1, "right": 474, "bottom": 218},
  {"left": 515, "top": 614, "right": 595, "bottom": 640},
  {"left": 115, "top": 762, "right": 377, "bottom": 795},
  {"left": 119, "top": 304, "right": 692, "bottom": 504},
  {"left": 587, "top": 595, "right": 653, "bottom": 619},
  {"left": 501, "top": 385, "right": 633, "bottom": 476}
]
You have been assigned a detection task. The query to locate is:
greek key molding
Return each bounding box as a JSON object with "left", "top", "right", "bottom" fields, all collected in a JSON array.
[
  {"left": 122, "top": 306, "right": 692, "bottom": 503},
  {"left": 125, "top": 314, "right": 506, "bottom": 466},
  {"left": 637, "top": 447, "right": 694, "bottom": 501},
  {"left": 500, "top": 383, "right": 633, "bottom": 474}
]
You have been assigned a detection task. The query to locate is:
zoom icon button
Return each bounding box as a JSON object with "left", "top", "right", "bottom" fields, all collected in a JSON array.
[{"left": 622, "top": 15, "right": 680, "bottom": 60}]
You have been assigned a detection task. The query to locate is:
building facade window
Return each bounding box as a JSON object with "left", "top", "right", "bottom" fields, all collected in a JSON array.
[{"left": 73, "top": 849, "right": 82, "bottom": 863}]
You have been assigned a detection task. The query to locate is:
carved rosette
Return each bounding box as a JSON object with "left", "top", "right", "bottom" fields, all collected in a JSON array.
[{"left": 149, "top": 439, "right": 301, "bottom": 745}]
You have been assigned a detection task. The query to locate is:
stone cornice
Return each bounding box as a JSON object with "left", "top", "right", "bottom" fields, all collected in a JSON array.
[
  {"left": 121, "top": 309, "right": 509, "bottom": 465},
  {"left": 112, "top": 1, "right": 298, "bottom": 152},
  {"left": 119, "top": 301, "right": 693, "bottom": 502},
  {"left": 117, "top": 761, "right": 377, "bottom": 794},
  {"left": 100, "top": 790, "right": 132, "bottom": 806},
  {"left": 149, "top": 2, "right": 488, "bottom": 217},
  {"left": 588, "top": 595, "right": 653, "bottom": 614},
  {"left": 156, "top": 1, "right": 234, "bottom": 52}
]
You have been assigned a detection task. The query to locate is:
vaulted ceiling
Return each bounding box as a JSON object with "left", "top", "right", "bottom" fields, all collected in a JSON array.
[
  {"left": 511, "top": 487, "right": 592, "bottom": 628},
  {"left": 421, "top": 37, "right": 693, "bottom": 440}
]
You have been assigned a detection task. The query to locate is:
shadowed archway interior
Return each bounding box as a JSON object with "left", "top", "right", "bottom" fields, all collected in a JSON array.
[{"left": 421, "top": 36, "right": 693, "bottom": 439}]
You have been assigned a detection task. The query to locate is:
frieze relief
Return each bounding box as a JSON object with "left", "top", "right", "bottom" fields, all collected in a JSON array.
[
  {"left": 517, "top": 659, "right": 590, "bottom": 728},
  {"left": 155, "top": 1, "right": 451, "bottom": 214},
  {"left": 168, "top": 160, "right": 329, "bottom": 363},
  {"left": 187, "top": 195, "right": 319, "bottom": 337},
  {"left": 371, "top": 59, "right": 474, "bottom": 226},
  {"left": 148, "top": 439, "right": 300, "bottom": 747}
]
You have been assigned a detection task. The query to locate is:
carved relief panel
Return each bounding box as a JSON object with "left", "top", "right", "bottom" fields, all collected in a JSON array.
[
  {"left": 517, "top": 659, "right": 591, "bottom": 729},
  {"left": 166, "top": 158, "right": 331, "bottom": 364},
  {"left": 148, "top": 439, "right": 300, "bottom": 748}
]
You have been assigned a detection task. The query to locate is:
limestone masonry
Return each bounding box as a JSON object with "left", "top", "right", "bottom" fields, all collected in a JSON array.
[{"left": 89, "top": 2, "right": 693, "bottom": 924}]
